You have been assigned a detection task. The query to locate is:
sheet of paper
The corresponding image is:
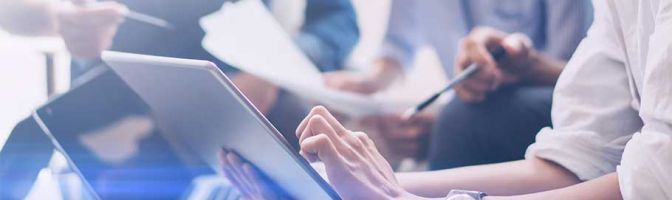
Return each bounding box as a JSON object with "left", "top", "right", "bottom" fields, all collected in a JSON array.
[{"left": 200, "top": 0, "right": 403, "bottom": 117}]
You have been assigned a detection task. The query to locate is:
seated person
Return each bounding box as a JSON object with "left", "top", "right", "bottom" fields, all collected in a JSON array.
[
  {"left": 222, "top": 0, "right": 672, "bottom": 199},
  {"left": 324, "top": 0, "right": 590, "bottom": 168},
  {"left": 0, "top": 0, "right": 359, "bottom": 140},
  {"left": 0, "top": 0, "right": 357, "bottom": 198}
]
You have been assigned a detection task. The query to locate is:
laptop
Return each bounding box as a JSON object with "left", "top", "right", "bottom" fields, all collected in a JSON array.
[{"left": 34, "top": 51, "right": 339, "bottom": 199}]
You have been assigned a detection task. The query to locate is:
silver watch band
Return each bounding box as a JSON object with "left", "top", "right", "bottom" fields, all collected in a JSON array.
[{"left": 446, "top": 189, "right": 487, "bottom": 200}]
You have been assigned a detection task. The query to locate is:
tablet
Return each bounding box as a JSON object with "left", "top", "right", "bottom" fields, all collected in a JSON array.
[
  {"left": 34, "top": 67, "right": 198, "bottom": 199},
  {"left": 102, "top": 51, "right": 339, "bottom": 199}
]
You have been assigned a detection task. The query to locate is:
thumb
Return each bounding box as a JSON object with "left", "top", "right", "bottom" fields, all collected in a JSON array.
[{"left": 501, "top": 33, "right": 533, "bottom": 57}]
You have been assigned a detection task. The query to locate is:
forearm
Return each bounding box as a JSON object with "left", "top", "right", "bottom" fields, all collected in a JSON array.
[
  {"left": 523, "top": 53, "right": 566, "bottom": 86},
  {"left": 0, "top": 0, "right": 60, "bottom": 36},
  {"left": 397, "top": 158, "right": 580, "bottom": 198},
  {"left": 488, "top": 173, "right": 621, "bottom": 200}
]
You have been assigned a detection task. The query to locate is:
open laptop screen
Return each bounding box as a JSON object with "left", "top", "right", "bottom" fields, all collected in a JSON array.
[{"left": 35, "top": 67, "right": 198, "bottom": 199}]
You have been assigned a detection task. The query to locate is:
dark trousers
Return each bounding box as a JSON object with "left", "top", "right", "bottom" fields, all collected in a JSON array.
[{"left": 427, "top": 86, "right": 553, "bottom": 170}]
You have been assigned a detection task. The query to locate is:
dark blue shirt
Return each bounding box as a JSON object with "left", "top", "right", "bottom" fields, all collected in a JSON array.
[{"left": 73, "top": 0, "right": 359, "bottom": 79}]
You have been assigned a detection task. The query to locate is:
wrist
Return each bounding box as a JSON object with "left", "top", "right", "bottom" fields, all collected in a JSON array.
[
  {"left": 519, "top": 50, "right": 544, "bottom": 83},
  {"left": 519, "top": 52, "right": 565, "bottom": 86}
]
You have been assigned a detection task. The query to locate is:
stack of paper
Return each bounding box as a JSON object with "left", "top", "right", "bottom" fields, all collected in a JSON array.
[{"left": 200, "top": 0, "right": 403, "bottom": 117}]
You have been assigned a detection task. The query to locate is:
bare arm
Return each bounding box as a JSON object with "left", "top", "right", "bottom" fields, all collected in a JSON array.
[
  {"left": 490, "top": 173, "right": 621, "bottom": 200},
  {"left": 222, "top": 106, "right": 624, "bottom": 200},
  {"left": 397, "top": 158, "right": 581, "bottom": 197},
  {"left": 522, "top": 52, "right": 565, "bottom": 86}
]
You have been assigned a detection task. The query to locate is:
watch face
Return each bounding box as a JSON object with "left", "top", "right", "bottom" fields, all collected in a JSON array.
[{"left": 447, "top": 190, "right": 487, "bottom": 200}]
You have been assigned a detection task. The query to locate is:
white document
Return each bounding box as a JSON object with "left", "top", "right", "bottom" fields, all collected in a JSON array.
[{"left": 200, "top": 0, "right": 402, "bottom": 117}]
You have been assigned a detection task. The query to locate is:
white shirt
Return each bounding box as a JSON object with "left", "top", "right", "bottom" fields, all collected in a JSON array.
[{"left": 525, "top": 0, "right": 672, "bottom": 199}]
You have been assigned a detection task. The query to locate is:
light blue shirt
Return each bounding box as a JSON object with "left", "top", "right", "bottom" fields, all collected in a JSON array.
[{"left": 380, "top": 0, "right": 592, "bottom": 76}]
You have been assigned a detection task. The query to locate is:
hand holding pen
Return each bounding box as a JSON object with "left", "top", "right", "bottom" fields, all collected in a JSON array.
[
  {"left": 402, "top": 27, "right": 538, "bottom": 119},
  {"left": 70, "top": 0, "right": 174, "bottom": 29},
  {"left": 56, "top": 0, "right": 174, "bottom": 58},
  {"left": 56, "top": 1, "right": 127, "bottom": 58},
  {"left": 402, "top": 38, "right": 508, "bottom": 119}
]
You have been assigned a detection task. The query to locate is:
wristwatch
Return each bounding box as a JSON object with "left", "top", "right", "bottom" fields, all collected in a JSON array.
[{"left": 446, "top": 189, "right": 487, "bottom": 200}]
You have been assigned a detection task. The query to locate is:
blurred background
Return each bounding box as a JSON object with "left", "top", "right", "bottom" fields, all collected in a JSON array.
[
  {"left": 0, "top": 1, "right": 448, "bottom": 198},
  {"left": 0, "top": 0, "right": 448, "bottom": 146}
]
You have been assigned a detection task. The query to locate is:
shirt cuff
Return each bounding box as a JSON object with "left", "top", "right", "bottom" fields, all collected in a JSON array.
[
  {"left": 525, "top": 127, "right": 628, "bottom": 181},
  {"left": 618, "top": 132, "right": 672, "bottom": 199}
]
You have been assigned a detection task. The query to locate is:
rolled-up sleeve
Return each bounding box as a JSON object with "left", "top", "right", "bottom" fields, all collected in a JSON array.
[
  {"left": 525, "top": 0, "right": 642, "bottom": 181},
  {"left": 541, "top": 0, "right": 592, "bottom": 60},
  {"left": 377, "top": 0, "right": 425, "bottom": 71},
  {"left": 617, "top": 2, "right": 672, "bottom": 199}
]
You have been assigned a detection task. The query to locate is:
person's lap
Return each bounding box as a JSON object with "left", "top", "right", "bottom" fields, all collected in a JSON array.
[{"left": 427, "top": 86, "right": 553, "bottom": 170}]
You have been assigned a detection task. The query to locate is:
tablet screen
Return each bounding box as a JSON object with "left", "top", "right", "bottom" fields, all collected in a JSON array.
[
  {"left": 36, "top": 68, "right": 200, "bottom": 199},
  {"left": 104, "top": 51, "right": 340, "bottom": 199}
]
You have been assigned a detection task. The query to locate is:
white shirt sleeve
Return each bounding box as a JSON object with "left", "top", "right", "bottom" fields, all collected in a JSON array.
[
  {"left": 377, "top": 0, "right": 425, "bottom": 71},
  {"left": 525, "top": 0, "right": 642, "bottom": 181},
  {"left": 617, "top": 1, "right": 672, "bottom": 199}
]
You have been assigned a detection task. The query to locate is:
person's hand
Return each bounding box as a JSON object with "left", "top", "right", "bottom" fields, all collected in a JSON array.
[
  {"left": 231, "top": 73, "right": 279, "bottom": 114},
  {"left": 365, "top": 112, "right": 435, "bottom": 158},
  {"left": 56, "top": 1, "right": 127, "bottom": 58},
  {"left": 323, "top": 71, "right": 384, "bottom": 95},
  {"left": 220, "top": 149, "right": 291, "bottom": 200},
  {"left": 324, "top": 58, "right": 404, "bottom": 95},
  {"left": 454, "top": 27, "right": 538, "bottom": 103},
  {"left": 296, "top": 106, "right": 425, "bottom": 200}
]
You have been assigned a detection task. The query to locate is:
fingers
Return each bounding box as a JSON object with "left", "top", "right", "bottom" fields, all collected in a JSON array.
[
  {"left": 242, "top": 164, "right": 264, "bottom": 196},
  {"left": 501, "top": 33, "right": 533, "bottom": 56},
  {"left": 60, "top": 2, "right": 127, "bottom": 27},
  {"left": 454, "top": 81, "right": 488, "bottom": 102},
  {"left": 56, "top": 2, "right": 126, "bottom": 59},
  {"left": 300, "top": 134, "right": 343, "bottom": 166},
  {"left": 296, "top": 106, "right": 347, "bottom": 139},
  {"left": 453, "top": 27, "right": 509, "bottom": 103},
  {"left": 220, "top": 150, "right": 250, "bottom": 196},
  {"left": 465, "top": 27, "right": 506, "bottom": 67},
  {"left": 220, "top": 150, "right": 259, "bottom": 198},
  {"left": 298, "top": 115, "right": 342, "bottom": 149},
  {"left": 80, "top": 2, "right": 128, "bottom": 25}
]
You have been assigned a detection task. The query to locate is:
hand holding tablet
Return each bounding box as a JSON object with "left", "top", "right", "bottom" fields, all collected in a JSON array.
[{"left": 222, "top": 106, "right": 423, "bottom": 200}]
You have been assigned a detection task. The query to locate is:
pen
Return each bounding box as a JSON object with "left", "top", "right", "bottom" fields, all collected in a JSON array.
[
  {"left": 401, "top": 46, "right": 506, "bottom": 120},
  {"left": 123, "top": 10, "right": 175, "bottom": 30},
  {"left": 73, "top": 0, "right": 175, "bottom": 30}
]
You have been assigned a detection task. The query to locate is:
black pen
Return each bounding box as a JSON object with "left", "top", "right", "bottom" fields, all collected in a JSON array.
[{"left": 401, "top": 46, "right": 506, "bottom": 120}]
